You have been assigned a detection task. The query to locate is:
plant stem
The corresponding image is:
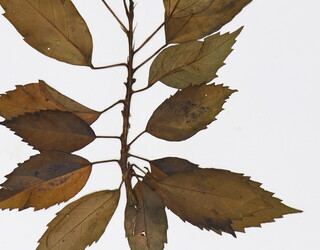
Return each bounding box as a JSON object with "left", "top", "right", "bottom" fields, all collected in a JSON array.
[
  {"left": 90, "top": 62, "right": 127, "bottom": 70},
  {"left": 101, "top": 0, "right": 128, "bottom": 33},
  {"left": 128, "top": 130, "right": 145, "bottom": 147},
  {"left": 119, "top": 0, "right": 135, "bottom": 204},
  {"left": 91, "top": 159, "right": 119, "bottom": 165},
  {"left": 134, "top": 43, "right": 168, "bottom": 72},
  {"left": 134, "top": 22, "right": 165, "bottom": 54},
  {"left": 96, "top": 136, "right": 121, "bottom": 139},
  {"left": 100, "top": 100, "right": 124, "bottom": 114},
  {"left": 128, "top": 153, "right": 151, "bottom": 163}
]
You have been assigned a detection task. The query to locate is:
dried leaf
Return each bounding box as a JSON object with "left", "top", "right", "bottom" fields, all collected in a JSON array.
[
  {"left": 0, "top": 0, "right": 93, "bottom": 65},
  {"left": 151, "top": 157, "right": 198, "bottom": 180},
  {"left": 164, "top": 0, "right": 252, "bottom": 43},
  {"left": 125, "top": 182, "right": 168, "bottom": 250},
  {"left": 149, "top": 29, "right": 241, "bottom": 88},
  {"left": 0, "top": 80, "right": 100, "bottom": 124},
  {"left": 37, "top": 189, "right": 120, "bottom": 250},
  {"left": 146, "top": 84, "right": 235, "bottom": 141},
  {"left": 148, "top": 168, "right": 301, "bottom": 236},
  {"left": 0, "top": 151, "right": 91, "bottom": 210},
  {"left": 1, "top": 110, "right": 96, "bottom": 152}
]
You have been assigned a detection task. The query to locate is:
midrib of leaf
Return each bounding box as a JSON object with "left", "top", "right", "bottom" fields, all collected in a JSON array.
[
  {"left": 49, "top": 193, "right": 115, "bottom": 248},
  {"left": 24, "top": 0, "right": 86, "bottom": 60}
]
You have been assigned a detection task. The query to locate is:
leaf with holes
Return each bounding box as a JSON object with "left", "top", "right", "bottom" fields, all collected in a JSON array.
[
  {"left": 0, "top": 0, "right": 93, "bottom": 65},
  {"left": 125, "top": 182, "right": 168, "bottom": 250},
  {"left": 37, "top": 189, "right": 120, "bottom": 250},
  {"left": 146, "top": 84, "right": 235, "bottom": 141},
  {"left": 0, "top": 80, "right": 100, "bottom": 124},
  {"left": 164, "top": 0, "right": 252, "bottom": 43},
  {"left": 0, "top": 151, "right": 91, "bottom": 210},
  {"left": 1, "top": 110, "right": 96, "bottom": 152},
  {"left": 149, "top": 28, "right": 241, "bottom": 89}
]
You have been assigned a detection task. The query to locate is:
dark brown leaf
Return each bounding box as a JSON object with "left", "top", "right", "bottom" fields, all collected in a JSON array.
[
  {"left": 148, "top": 168, "right": 301, "bottom": 236},
  {"left": 149, "top": 29, "right": 242, "bottom": 88},
  {"left": 0, "top": 80, "right": 100, "bottom": 124},
  {"left": 125, "top": 182, "right": 168, "bottom": 250},
  {"left": 164, "top": 0, "right": 252, "bottom": 43},
  {"left": 0, "top": 151, "right": 91, "bottom": 210},
  {"left": 0, "top": 0, "right": 93, "bottom": 65},
  {"left": 37, "top": 189, "right": 120, "bottom": 250},
  {"left": 1, "top": 110, "right": 96, "bottom": 152},
  {"left": 146, "top": 84, "right": 236, "bottom": 141}
]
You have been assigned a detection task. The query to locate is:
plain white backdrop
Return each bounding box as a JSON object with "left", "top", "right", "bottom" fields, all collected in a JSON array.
[{"left": 0, "top": 0, "right": 319, "bottom": 249}]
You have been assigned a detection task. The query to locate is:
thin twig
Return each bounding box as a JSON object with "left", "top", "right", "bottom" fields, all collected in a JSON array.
[
  {"left": 129, "top": 154, "right": 151, "bottom": 163},
  {"left": 90, "top": 63, "right": 128, "bottom": 70},
  {"left": 96, "top": 136, "right": 121, "bottom": 140},
  {"left": 134, "top": 22, "right": 165, "bottom": 54},
  {"left": 132, "top": 164, "right": 148, "bottom": 175},
  {"left": 123, "top": 0, "right": 129, "bottom": 17},
  {"left": 100, "top": 100, "right": 125, "bottom": 114},
  {"left": 134, "top": 44, "right": 168, "bottom": 72},
  {"left": 128, "top": 130, "right": 146, "bottom": 147},
  {"left": 91, "top": 159, "right": 119, "bottom": 165},
  {"left": 133, "top": 85, "right": 152, "bottom": 94},
  {"left": 101, "top": 0, "right": 128, "bottom": 33}
]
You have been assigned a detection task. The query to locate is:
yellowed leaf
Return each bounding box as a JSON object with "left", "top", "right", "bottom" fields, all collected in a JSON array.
[
  {"left": 125, "top": 182, "right": 167, "bottom": 250},
  {"left": 149, "top": 29, "right": 241, "bottom": 88},
  {"left": 0, "top": 151, "right": 91, "bottom": 210},
  {"left": 0, "top": 0, "right": 93, "bottom": 65},
  {"left": 1, "top": 110, "right": 96, "bottom": 152},
  {"left": 0, "top": 80, "right": 100, "bottom": 124},
  {"left": 37, "top": 189, "right": 120, "bottom": 250},
  {"left": 164, "top": 0, "right": 252, "bottom": 43},
  {"left": 146, "top": 84, "right": 235, "bottom": 141}
]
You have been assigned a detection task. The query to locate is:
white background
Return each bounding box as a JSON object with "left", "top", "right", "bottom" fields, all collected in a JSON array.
[{"left": 0, "top": 0, "right": 319, "bottom": 249}]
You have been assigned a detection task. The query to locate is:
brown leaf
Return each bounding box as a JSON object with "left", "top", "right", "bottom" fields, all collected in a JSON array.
[
  {"left": 37, "top": 189, "right": 120, "bottom": 250},
  {"left": 148, "top": 168, "right": 301, "bottom": 236},
  {"left": 146, "top": 84, "right": 236, "bottom": 141},
  {"left": 151, "top": 157, "right": 199, "bottom": 180},
  {"left": 149, "top": 29, "right": 242, "bottom": 88},
  {"left": 1, "top": 110, "right": 96, "bottom": 152},
  {"left": 164, "top": 0, "right": 252, "bottom": 43},
  {"left": 125, "top": 182, "right": 168, "bottom": 250},
  {"left": 0, "top": 0, "right": 93, "bottom": 65},
  {"left": 0, "top": 151, "right": 91, "bottom": 210},
  {"left": 0, "top": 80, "right": 100, "bottom": 124}
]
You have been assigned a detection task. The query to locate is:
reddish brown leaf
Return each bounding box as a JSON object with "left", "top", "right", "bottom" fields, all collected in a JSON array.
[
  {"left": 37, "top": 189, "right": 120, "bottom": 250},
  {"left": 0, "top": 80, "right": 100, "bottom": 124},
  {"left": 148, "top": 168, "right": 301, "bottom": 236},
  {"left": 125, "top": 182, "right": 167, "bottom": 250},
  {"left": 164, "top": 0, "right": 252, "bottom": 43},
  {"left": 0, "top": 0, "right": 93, "bottom": 65},
  {"left": 1, "top": 110, "right": 96, "bottom": 152},
  {"left": 0, "top": 151, "right": 91, "bottom": 210},
  {"left": 146, "top": 84, "right": 236, "bottom": 141}
]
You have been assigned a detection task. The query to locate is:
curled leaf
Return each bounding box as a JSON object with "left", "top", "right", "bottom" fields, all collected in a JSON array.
[
  {"left": 1, "top": 110, "right": 96, "bottom": 152},
  {"left": 37, "top": 189, "right": 120, "bottom": 250},
  {"left": 125, "top": 182, "right": 168, "bottom": 250},
  {"left": 164, "top": 0, "right": 252, "bottom": 43},
  {"left": 0, "top": 151, "right": 91, "bottom": 210},
  {"left": 0, "top": 0, "right": 93, "bottom": 65},
  {"left": 0, "top": 80, "right": 100, "bottom": 124},
  {"left": 149, "top": 28, "right": 242, "bottom": 88},
  {"left": 146, "top": 84, "right": 236, "bottom": 141}
]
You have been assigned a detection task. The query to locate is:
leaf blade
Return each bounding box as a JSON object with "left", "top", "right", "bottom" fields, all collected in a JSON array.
[
  {"left": 149, "top": 29, "right": 241, "bottom": 89},
  {"left": 164, "top": 0, "right": 252, "bottom": 43},
  {"left": 0, "top": 151, "right": 92, "bottom": 210},
  {"left": 0, "top": 80, "right": 100, "bottom": 124},
  {"left": 125, "top": 182, "right": 168, "bottom": 250},
  {"left": 0, "top": 0, "right": 93, "bottom": 65},
  {"left": 37, "top": 189, "right": 120, "bottom": 250},
  {"left": 146, "top": 84, "right": 235, "bottom": 141},
  {"left": 1, "top": 110, "right": 96, "bottom": 152}
]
